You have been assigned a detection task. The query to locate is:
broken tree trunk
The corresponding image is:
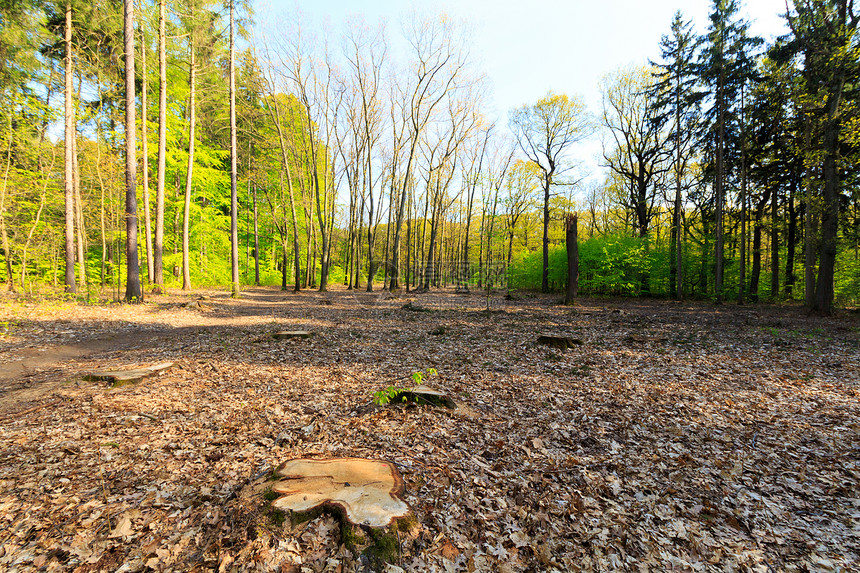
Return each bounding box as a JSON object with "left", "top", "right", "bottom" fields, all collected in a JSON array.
[
  {"left": 565, "top": 214, "right": 579, "bottom": 305},
  {"left": 270, "top": 458, "right": 410, "bottom": 528},
  {"left": 85, "top": 362, "right": 174, "bottom": 386}
]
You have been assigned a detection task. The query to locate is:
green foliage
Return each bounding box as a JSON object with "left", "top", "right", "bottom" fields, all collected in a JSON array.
[
  {"left": 508, "top": 234, "right": 654, "bottom": 296},
  {"left": 373, "top": 368, "right": 437, "bottom": 406}
]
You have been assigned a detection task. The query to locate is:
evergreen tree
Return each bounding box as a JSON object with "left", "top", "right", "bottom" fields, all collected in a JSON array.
[
  {"left": 698, "top": 0, "right": 762, "bottom": 301},
  {"left": 650, "top": 11, "right": 703, "bottom": 299}
]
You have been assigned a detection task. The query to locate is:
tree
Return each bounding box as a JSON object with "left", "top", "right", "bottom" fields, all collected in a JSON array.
[
  {"left": 510, "top": 92, "right": 589, "bottom": 292},
  {"left": 600, "top": 66, "right": 669, "bottom": 241},
  {"left": 229, "top": 0, "right": 239, "bottom": 298},
  {"left": 565, "top": 214, "right": 578, "bottom": 304},
  {"left": 651, "top": 11, "right": 702, "bottom": 299},
  {"left": 787, "top": 0, "right": 859, "bottom": 314},
  {"left": 698, "top": 0, "right": 760, "bottom": 301},
  {"left": 123, "top": 0, "right": 141, "bottom": 301},
  {"left": 63, "top": 1, "right": 76, "bottom": 293},
  {"left": 181, "top": 0, "right": 198, "bottom": 291},
  {"left": 388, "top": 12, "right": 469, "bottom": 290},
  {"left": 153, "top": 0, "right": 166, "bottom": 290}
]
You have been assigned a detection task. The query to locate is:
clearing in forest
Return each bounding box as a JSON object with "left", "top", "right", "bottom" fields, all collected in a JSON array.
[{"left": 0, "top": 287, "right": 858, "bottom": 571}]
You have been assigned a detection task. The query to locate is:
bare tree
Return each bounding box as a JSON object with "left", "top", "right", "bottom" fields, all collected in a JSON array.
[
  {"left": 600, "top": 66, "right": 669, "bottom": 240},
  {"left": 510, "top": 92, "right": 590, "bottom": 292},
  {"left": 388, "top": 13, "right": 470, "bottom": 290}
]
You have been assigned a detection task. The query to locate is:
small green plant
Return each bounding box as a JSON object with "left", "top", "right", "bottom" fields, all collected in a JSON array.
[{"left": 373, "top": 368, "right": 437, "bottom": 406}]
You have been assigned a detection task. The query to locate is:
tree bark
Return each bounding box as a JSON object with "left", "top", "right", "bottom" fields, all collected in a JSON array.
[
  {"left": 124, "top": 0, "right": 141, "bottom": 301},
  {"left": 229, "top": 0, "right": 240, "bottom": 298},
  {"left": 63, "top": 2, "right": 76, "bottom": 293},
  {"left": 770, "top": 175, "right": 779, "bottom": 299},
  {"left": 541, "top": 178, "right": 551, "bottom": 293},
  {"left": 141, "top": 14, "right": 153, "bottom": 283},
  {"left": 253, "top": 183, "right": 260, "bottom": 286},
  {"left": 182, "top": 21, "right": 196, "bottom": 292},
  {"left": 813, "top": 91, "right": 842, "bottom": 314},
  {"left": 154, "top": 0, "right": 166, "bottom": 288},
  {"left": 565, "top": 214, "right": 578, "bottom": 304}
]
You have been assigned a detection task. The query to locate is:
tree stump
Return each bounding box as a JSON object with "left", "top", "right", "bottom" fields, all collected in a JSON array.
[
  {"left": 390, "top": 387, "right": 457, "bottom": 409},
  {"left": 272, "top": 331, "right": 313, "bottom": 340},
  {"left": 85, "top": 362, "right": 174, "bottom": 386},
  {"left": 626, "top": 334, "right": 668, "bottom": 344},
  {"left": 269, "top": 458, "right": 410, "bottom": 528},
  {"left": 537, "top": 335, "right": 584, "bottom": 350}
]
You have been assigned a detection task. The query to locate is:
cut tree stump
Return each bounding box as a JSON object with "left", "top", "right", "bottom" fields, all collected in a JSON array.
[
  {"left": 537, "top": 335, "right": 584, "bottom": 350},
  {"left": 389, "top": 387, "right": 457, "bottom": 409},
  {"left": 401, "top": 302, "right": 431, "bottom": 312},
  {"left": 85, "top": 362, "right": 174, "bottom": 386},
  {"left": 270, "top": 458, "right": 410, "bottom": 528},
  {"left": 272, "top": 331, "right": 313, "bottom": 340},
  {"left": 626, "top": 334, "right": 668, "bottom": 344},
  {"left": 183, "top": 300, "right": 209, "bottom": 310}
]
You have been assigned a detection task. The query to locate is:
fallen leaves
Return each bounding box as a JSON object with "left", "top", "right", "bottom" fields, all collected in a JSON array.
[{"left": 0, "top": 288, "right": 858, "bottom": 571}]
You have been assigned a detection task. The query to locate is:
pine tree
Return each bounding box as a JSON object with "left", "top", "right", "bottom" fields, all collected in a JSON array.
[
  {"left": 698, "top": 0, "right": 761, "bottom": 301},
  {"left": 650, "top": 11, "right": 702, "bottom": 299},
  {"left": 786, "top": 0, "right": 859, "bottom": 314}
]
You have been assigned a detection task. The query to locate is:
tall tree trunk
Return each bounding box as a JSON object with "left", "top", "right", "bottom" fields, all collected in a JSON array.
[
  {"left": 565, "top": 214, "right": 578, "bottom": 304},
  {"left": 229, "top": 0, "right": 240, "bottom": 298},
  {"left": 541, "top": 179, "right": 551, "bottom": 293},
  {"left": 770, "top": 178, "right": 779, "bottom": 299},
  {"left": 124, "top": 0, "right": 141, "bottom": 301},
  {"left": 64, "top": 2, "right": 76, "bottom": 293},
  {"left": 73, "top": 129, "right": 86, "bottom": 292},
  {"left": 253, "top": 183, "right": 260, "bottom": 286},
  {"left": 802, "top": 117, "right": 817, "bottom": 307},
  {"left": 1, "top": 114, "right": 15, "bottom": 291},
  {"left": 141, "top": 15, "right": 153, "bottom": 284},
  {"left": 714, "top": 86, "right": 725, "bottom": 302},
  {"left": 182, "top": 25, "right": 196, "bottom": 292},
  {"left": 785, "top": 179, "right": 797, "bottom": 298},
  {"left": 154, "top": 0, "right": 166, "bottom": 289},
  {"left": 813, "top": 91, "right": 842, "bottom": 314},
  {"left": 738, "top": 86, "right": 746, "bottom": 304}
]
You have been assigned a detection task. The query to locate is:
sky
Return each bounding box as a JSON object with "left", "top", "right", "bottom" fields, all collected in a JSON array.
[{"left": 255, "top": 0, "right": 792, "bottom": 182}]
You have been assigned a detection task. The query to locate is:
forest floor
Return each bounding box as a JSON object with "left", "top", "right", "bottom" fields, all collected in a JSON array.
[{"left": 0, "top": 286, "right": 858, "bottom": 572}]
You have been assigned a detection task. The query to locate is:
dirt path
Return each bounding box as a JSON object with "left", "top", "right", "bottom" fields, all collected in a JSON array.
[{"left": 0, "top": 286, "right": 409, "bottom": 415}]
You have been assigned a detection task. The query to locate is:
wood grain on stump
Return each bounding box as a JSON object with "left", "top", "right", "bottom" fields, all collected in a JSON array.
[{"left": 270, "top": 458, "right": 410, "bottom": 528}]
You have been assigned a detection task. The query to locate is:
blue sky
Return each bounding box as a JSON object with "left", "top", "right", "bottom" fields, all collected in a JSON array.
[
  {"left": 254, "top": 0, "right": 791, "bottom": 183},
  {"left": 256, "top": 0, "right": 789, "bottom": 115}
]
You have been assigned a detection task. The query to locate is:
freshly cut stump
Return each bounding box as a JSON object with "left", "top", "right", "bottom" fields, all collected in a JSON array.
[
  {"left": 85, "top": 362, "right": 174, "bottom": 386},
  {"left": 272, "top": 331, "right": 313, "bottom": 340},
  {"left": 271, "top": 458, "right": 410, "bottom": 528},
  {"left": 537, "top": 335, "right": 584, "bottom": 350}
]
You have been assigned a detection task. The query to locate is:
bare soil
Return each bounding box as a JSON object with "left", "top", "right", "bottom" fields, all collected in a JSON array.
[{"left": 0, "top": 287, "right": 858, "bottom": 572}]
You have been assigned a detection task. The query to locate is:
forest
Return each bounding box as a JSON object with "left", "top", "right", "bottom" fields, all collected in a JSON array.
[
  {"left": 0, "top": 0, "right": 857, "bottom": 312},
  {"left": 1, "top": 1, "right": 859, "bottom": 572}
]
